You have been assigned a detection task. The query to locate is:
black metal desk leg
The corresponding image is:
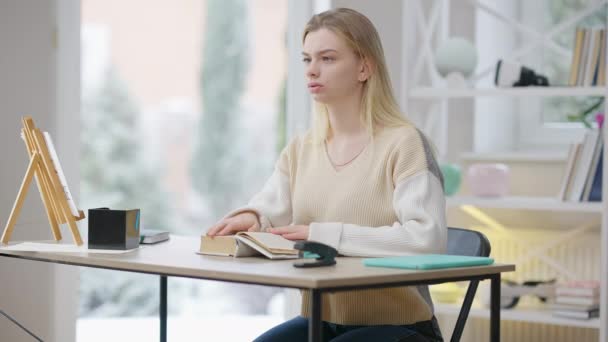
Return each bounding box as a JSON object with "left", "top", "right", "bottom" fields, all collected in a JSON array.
[
  {"left": 490, "top": 274, "right": 501, "bottom": 342},
  {"left": 309, "top": 290, "right": 322, "bottom": 342},
  {"left": 160, "top": 276, "right": 167, "bottom": 342}
]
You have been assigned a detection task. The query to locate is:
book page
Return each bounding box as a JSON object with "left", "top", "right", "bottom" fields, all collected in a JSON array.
[
  {"left": 237, "top": 232, "right": 297, "bottom": 254},
  {"left": 43, "top": 132, "right": 79, "bottom": 217}
]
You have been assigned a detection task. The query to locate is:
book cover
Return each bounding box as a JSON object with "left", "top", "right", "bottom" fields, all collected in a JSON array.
[
  {"left": 556, "top": 286, "right": 600, "bottom": 297},
  {"left": 588, "top": 147, "right": 603, "bottom": 202},
  {"left": 557, "top": 280, "right": 600, "bottom": 288},
  {"left": 583, "top": 136, "right": 603, "bottom": 200},
  {"left": 140, "top": 229, "right": 170, "bottom": 244},
  {"left": 363, "top": 254, "right": 494, "bottom": 270},
  {"left": 568, "top": 129, "right": 599, "bottom": 201},
  {"left": 578, "top": 28, "right": 590, "bottom": 86},
  {"left": 552, "top": 308, "right": 599, "bottom": 320},
  {"left": 597, "top": 29, "right": 606, "bottom": 86},
  {"left": 585, "top": 28, "right": 602, "bottom": 86},
  {"left": 549, "top": 302, "right": 599, "bottom": 312},
  {"left": 198, "top": 232, "right": 299, "bottom": 259},
  {"left": 569, "top": 27, "right": 585, "bottom": 86},
  {"left": 558, "top": 143, "right": 581, "bottom": 200},
  {"left": 556, "top": 295, "right": 599, "bottom": 306},
  {"left": 555, "top": 280, "right": 600, "bottom": 296}
]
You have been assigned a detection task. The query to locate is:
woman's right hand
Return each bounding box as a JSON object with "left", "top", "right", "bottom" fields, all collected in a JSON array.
[{"left": 206, "top": 211, "right": 261, "bottom": 237}]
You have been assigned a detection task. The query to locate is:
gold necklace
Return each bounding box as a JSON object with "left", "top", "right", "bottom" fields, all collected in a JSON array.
[{"left": 325, "top": 141, "right": 368, "bottom": 167}]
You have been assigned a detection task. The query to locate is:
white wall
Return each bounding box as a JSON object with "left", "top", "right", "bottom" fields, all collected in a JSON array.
[
  {"left": 331, "top": 0, "right": 404, "bottom": 102},
  {"left": 0, "top": 1, "right": 80, "bottom": 341}
]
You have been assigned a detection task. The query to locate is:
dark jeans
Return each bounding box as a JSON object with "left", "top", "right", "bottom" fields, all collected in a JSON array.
[{"left": 253, "top": 316, "right": 443, "bottom": 342}]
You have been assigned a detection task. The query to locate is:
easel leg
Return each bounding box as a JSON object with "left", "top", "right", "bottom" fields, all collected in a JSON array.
[
  {"left": 66, "top": 218, "right": 83, "bottom": 246},
  {"left": 2, "top": 153, "right": 41, "bottom": 244},
  {"left": 37, "top": 167, "right": 62, "bottom": 240},
  {"left": 21, "top": 126, "right": 62, "bottom": 240},
  {"left": 32, "top": 128, "right": 82, "bottom": 245}
]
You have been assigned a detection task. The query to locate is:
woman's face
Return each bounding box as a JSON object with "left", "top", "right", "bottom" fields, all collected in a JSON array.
[{"left": 302, "top": 28, "right": 367, "bottom": 104}]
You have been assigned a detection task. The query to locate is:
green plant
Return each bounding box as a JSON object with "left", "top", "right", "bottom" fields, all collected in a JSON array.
[{"left": 566, "top": 97, "right": 604, "bottom": 128}]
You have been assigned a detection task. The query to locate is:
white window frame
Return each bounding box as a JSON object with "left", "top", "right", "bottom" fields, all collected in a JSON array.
[
  {"left": 286, "top": 0, "right": 316, "bottom": 140},
  {"left": 516, "top": 0, "right": 587, "bottom": 150}
]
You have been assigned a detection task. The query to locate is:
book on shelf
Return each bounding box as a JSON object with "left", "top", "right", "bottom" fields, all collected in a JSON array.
[
  {"left": 198, "top": 231, "right": 299, "bottom": 259},
  {"left": 598, "top": 29, "right": 607, "bottom": 85},
  {"left": 555, "top": 280, "right": 600, "bottom": 297},
  {"left": 587, "top": 146, "right": 603, "bottom": 201},
  {"left": 582, "top": 132, "right": 604, "bottom": 201},
  {"left": 564, "top": 129, "right": 601, "bottom": 201},
  {"left": 556, "top": 286, "right": 600, "bottom": 297},
  {"left": 549, "top": 302, "right": 599, "bottom": 312},
  {"left": 568, "top": 27, "right": 585, "bottom": 86},
  {"left": 584, "top": 29, "right": 600, "bottom": 86},
  {"left": 555, "top": 294, "right": 599, "bottom": 306},
  {"left": 552, "top": 307, "right": 599, "bottom": 320},
  {"left": 558, "top": 143, "right": 581, "bottom": 200},
  {"left": 568, "top": 26, "right": 606, "bottom": 86}
]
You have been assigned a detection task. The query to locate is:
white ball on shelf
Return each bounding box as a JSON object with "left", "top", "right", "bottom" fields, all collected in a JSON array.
[{"left": 435, "top": 37, "right": 478, "bottom": 78}]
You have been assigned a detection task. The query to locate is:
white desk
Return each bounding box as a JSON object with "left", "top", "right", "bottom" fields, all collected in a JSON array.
[{"left": 0, "top": 236, "right": 515, "bottom": 342}]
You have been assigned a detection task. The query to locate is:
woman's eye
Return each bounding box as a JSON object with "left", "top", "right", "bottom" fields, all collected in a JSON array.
[
  {"left": 302, "top": 58, "right": 311, "bottom": 63},
  {"left": 322, "top": 56, "right": 334, "bottom": 62}
]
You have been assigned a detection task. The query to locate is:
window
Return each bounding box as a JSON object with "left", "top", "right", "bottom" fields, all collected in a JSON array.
[
  {"left": 79, "top": 1, "right": 289, "bottom": 340},
  {"left": 517, "top": 0, "right": 606, "bottom": 149}
]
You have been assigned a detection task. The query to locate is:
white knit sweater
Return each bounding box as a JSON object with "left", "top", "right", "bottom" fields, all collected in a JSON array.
[{"left": 227, "top": 124, "right": 447, "bottom": 325}]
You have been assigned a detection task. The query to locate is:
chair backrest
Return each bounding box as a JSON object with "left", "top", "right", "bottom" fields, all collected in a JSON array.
[{"left": 446, "top": 227, "right": 491, "bottom": 257}]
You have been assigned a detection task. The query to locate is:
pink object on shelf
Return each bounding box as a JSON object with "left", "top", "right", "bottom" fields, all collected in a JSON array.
[
  {"left": 466, "top": 163, "right": 510, "bottom": 197},
  {"left": 595, "top": 112, "right": 604, "bottom": 128}
]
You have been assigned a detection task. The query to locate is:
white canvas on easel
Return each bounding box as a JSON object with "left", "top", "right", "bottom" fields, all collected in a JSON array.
[
  {"left": 42, "top": 131, "right": 79, "bottom": 217},
  {"left": 2, "top": 116, "right": 85, "bottom": 245}
]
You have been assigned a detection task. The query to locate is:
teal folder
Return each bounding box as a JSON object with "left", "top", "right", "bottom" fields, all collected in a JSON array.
[{"left": 363, "top": 254, "right": 494, "bottom": 270}]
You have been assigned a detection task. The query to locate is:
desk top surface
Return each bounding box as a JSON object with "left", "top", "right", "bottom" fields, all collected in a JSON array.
[{"left": 0, "top": 235, "right": 514, "bottom": 289}]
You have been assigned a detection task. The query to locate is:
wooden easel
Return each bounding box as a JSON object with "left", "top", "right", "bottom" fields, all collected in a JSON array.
[{"left": 1, "top": 117, "right": 85, "bottom": 246}]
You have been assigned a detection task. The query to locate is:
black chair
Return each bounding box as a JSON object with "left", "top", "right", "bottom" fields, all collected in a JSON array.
[{"left": 444, "top": 227, "right": 492, "bottom": 342}]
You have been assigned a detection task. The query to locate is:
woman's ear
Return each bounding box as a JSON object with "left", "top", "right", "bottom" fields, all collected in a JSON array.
[{"left": 358, "top": 58, "right": 372, "bottom": 82}]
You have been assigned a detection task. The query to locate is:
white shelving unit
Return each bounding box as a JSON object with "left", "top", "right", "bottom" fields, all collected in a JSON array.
[
  {"left": 434, "top": 303, "right": 600, "bottom": 329},
  {"left": 402, "top": 0, "right": 608, "bottom": 341},
  {"left": 447, "top": 196, "right": 603, "bottom": 213},
  {"left": 410, "top": 86, "right": 606, "bottom": 98}
]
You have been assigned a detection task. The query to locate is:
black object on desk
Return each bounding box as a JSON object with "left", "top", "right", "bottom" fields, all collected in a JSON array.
[
  {"left": 88, "top": 207, "right": 140, "bottom": 250},
  {"left": 293, "top": 241, "right": 337, "bottom": 268}
]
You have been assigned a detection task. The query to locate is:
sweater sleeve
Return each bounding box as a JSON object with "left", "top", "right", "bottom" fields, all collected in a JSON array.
[
  {"left": 307, "top": 170, "right": 447, "bottom": 257},
  {"left": 307, "top": 128, "right": 447, "bottom": 257},
  {"left": 223, "top": 142, "right": 293, "bottom": 231}
]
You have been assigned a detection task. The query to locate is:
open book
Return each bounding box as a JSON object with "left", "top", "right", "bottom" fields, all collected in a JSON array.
[{"left": 198, "top": 232, "right": 299, "bottom": 259}]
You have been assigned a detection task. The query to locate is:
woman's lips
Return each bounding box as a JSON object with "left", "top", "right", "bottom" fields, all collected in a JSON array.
[{"left": 308, "top": 83, "right": 323, "bottom": 93}]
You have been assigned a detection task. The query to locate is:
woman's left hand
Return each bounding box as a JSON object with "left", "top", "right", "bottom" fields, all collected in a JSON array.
[{"left": 268, "top": 225, "right": 309, "bottom": 240}]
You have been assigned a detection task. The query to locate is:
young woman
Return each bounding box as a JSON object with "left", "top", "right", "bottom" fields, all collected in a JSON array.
[{"left": 207, "top": 7, "right": 446, "bottom": 342}]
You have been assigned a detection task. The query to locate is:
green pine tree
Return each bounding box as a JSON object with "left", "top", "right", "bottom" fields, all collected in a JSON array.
[
  {"left": 81, "top": 67, "right": 168, "bottom": 229},
  {"left": 191, "top": 0, "right": 249, "bottom": 217},
  {"left": 79, "top": 66, "right": 170, "bottom": 317}
]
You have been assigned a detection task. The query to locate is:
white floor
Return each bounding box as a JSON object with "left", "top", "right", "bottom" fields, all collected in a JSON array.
[{"left": 77, "top": 315, "right": 284, "bottom": 342}]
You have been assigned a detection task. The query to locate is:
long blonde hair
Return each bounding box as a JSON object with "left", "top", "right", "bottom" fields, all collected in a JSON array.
[{"left": 303, "top": 8, "right": 412, "bottom": 144}]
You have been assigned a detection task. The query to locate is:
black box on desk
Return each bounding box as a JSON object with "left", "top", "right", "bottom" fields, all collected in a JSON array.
[{"left": 88, "top": 208, "right": 140, "bottom": 250}]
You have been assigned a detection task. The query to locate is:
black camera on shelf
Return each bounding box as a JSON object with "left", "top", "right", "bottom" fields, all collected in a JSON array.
[{"left": 495, "top": 60, "right": 549, "bottom": 87}]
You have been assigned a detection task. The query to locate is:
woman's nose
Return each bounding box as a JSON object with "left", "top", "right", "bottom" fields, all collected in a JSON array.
[{"left": 306, "top": 61, "right": 319, "bottom": 78}]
